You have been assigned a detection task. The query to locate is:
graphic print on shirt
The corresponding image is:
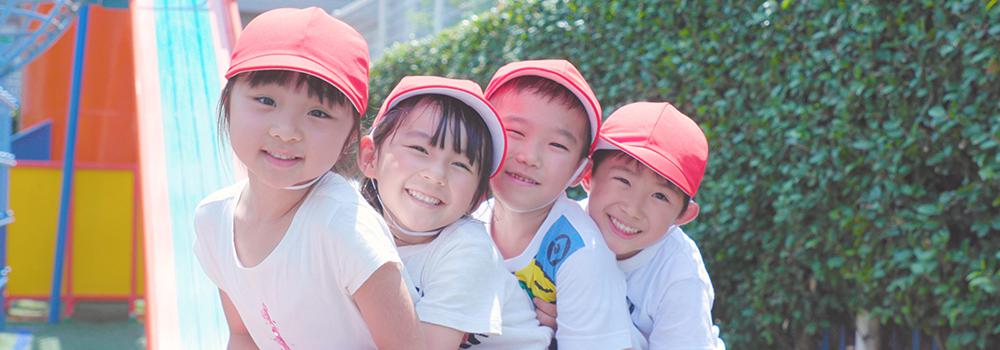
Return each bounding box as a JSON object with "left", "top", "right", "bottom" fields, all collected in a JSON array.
[
  {"left": 514, "top": 216, "right": 585, "bottom": 303},
  {"left": 261, "top": 303, "right": 292, "bottom": 350}
]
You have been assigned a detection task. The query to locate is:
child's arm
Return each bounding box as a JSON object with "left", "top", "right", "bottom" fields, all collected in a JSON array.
[
  {"left": 353, "top": 262, "right": 426, "bottom": 350},
  {"left": 533, "top": 297, "right": 558, "bottom": 330},
  {"left": 554, "top": 250, "right": 633, "bottom": 350},
  {"left": 219, "top": 290, "right": 260, "bottom": 350},
  {"left": 419, "top": 323, "right": 465, "bottom": 349}
]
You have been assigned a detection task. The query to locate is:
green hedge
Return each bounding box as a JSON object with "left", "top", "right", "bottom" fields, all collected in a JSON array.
[{"left": 368, "top": 1, "right": 1000, "bottom": 348}]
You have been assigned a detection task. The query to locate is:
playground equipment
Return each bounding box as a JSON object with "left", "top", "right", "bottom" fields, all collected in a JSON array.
[
  {"left": 3, "top": 0, "right": 241, "bottom": 347},
  {"left": 1, "top": 0, "right": 83, "bottom": 332}
]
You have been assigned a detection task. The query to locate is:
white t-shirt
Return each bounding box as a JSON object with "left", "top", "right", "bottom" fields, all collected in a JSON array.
[
  {"left": 396, "top": 217, "right": 552, "bottom": 349},
  {"left": 193, "top": 172, "right": 404, "bottom": 350},
  {"left": 473, "top": 195, "right": 633, "bottom": 350},
  {"left": 618, "top": 226, "right": 725, "bottom": 350}
]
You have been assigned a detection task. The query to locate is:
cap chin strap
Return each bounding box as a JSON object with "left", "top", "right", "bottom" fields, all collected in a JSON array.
[
  {"left": 282, "top": 172, "right": 326, "bottom": 190},
  {"left": 566, "top": 159, "right": 588, "bottom": 188},
  {"left": 501, "top": 160, "right": 588, "bottom": 214},
  {"left": 369, "top": 179, "right": 444, "bottom": 237}
]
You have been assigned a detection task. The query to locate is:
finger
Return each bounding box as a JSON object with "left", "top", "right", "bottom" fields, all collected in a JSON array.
[
  {"left": 535, "top": 308, "right": 557, "bottom": 330},
  {"left": 533, "top": 297, "right": 557, "bottom": 317}
]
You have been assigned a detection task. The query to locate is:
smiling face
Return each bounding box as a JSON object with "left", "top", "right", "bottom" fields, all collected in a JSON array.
[
  {"left": 360, "top": 98, "right": 488, "bottom": 233},
  {"left": 226, "top": 73, "right": 356, "bottom": 189},
  {"left": 488, "top": 89, "right": 590, "bottom": 213},
  {"left": 586, "top": 152, "right": 694, "bottom": 259}
]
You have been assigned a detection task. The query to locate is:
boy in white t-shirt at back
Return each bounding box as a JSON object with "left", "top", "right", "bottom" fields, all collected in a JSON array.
[
  {"left": 580, "top": 102, "right": 726, "bottom": 350},
  {"left": 474, "top": 60, "right": 634, "bottom": 349}
]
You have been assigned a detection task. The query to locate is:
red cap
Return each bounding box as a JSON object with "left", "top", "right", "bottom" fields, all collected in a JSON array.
[
  {"left": 372, "top": 76, "right": 507, "bottom": 178},
  {"left": 595, "top": 102, "right": 708, "bottom": 198},
  {"left": 484, "top": 59, "right": 602, "bottom": 153},
  {"left": 225, "top": 7, "right": 370, "bottom": 115}
]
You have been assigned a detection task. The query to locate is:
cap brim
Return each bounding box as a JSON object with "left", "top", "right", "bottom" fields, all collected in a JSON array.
[
  {"left": 377, "top": 87, "right": 507, "bottom": 178},
  {"left": 226, "top": 54, "right": 364, "bottom": 114},
  {"left": 597, "top": 136, "right": 695, "bottom": 199}
]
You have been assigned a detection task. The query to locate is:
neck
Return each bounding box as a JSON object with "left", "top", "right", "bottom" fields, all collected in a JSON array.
[
  {"left": 490, "top": 198, "right": 555, "bottom": 247},
  {"left": 617, "top": 250, "right": 640, "bottom": 260},
  {"left": 241, "top": 176, "right": 312, "bottom": 222}
]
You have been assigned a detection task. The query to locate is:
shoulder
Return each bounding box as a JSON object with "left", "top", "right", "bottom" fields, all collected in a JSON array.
[
  {"left": 305, "top": 173, "right": 364, "bottom": 210},
  {"left": 534, "top": 197, "right": 617, "bottom": 277},
  {"left": 545, "top": 196, "right": 611, "bottom": 254},
  {"left": 437, "top": 217, "right": 498, "bottom": 258},
  {"left": 645, "top": 227, "right": 713, "bottom": 287},
  {"left": 195, "top": 181, "right": 243, "bottom": 214},
  {"left": 303, "top": 174, "right": 383, "bottom": 227},
  {"left": 194, "top": 181, "right": 243, "bottom": 231}
]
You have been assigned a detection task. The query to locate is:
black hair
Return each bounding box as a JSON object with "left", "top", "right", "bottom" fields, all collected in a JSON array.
[
  {"left": 217, "top": 70, "right": 362, "bottom": 174},
  {"left": 591, "top": 149, "right": 691, "bottom": 215},
  {"left": 489, "top": 75, "right": 592, "bottom": 160},
  {"left": 360, "top": 94, "right": 494, "bottom": 214}
]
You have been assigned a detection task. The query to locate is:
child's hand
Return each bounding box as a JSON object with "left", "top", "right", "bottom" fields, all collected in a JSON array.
[{"left": 533, "top": 297, "right": 558, "bottom": 330}]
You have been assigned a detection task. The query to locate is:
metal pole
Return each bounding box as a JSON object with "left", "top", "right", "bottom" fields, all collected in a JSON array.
[
  {"left": 0, "top": 86, "right": 15, "bottom": 331},
  {"left": 49, "top": 2, "right": 89, "bottom": 324}
]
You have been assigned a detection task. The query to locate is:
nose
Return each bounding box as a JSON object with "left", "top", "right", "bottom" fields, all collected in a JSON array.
[
  {"left": 512, "top": 141, "right": 541, "bottom": 168},
  {"left": 620, "top": 192, "right": 644, "bottom": 220},
  {"left": 421, "top": 161, "right": 447, "bottom": 186},
  {"left": 268, "top": 113, "right": 302, "bottom": 143}
]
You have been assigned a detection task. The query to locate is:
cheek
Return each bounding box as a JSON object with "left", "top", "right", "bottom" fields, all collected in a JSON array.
[
  {"left": 649, "top": 208, "right": 678, "bottom": 233},
  {"left": 452, "top": 173, "right": 481, "bottom": 200},
  {"left": 370, "top": 153, "right": 395, "bottom": 178},
  {"left": 227, "top": 121, "right": 260, "bottom": 152},
  {"left": 321, "top": 122, "right": 354, "bottom": 149},
  {"left": 546, "top": 152, "right": 583, "bottom": 175}
]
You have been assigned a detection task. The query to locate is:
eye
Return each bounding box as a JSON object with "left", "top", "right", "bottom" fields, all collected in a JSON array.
[
  {"left": 407, "top": 145, "right": 429, "bottom": 154},
  {"left": 506, "top": 129, "right": 524, "bottom": 138},
  {"left": 613, "top": 176, "right": 630, "bottom": 186},
  {"left": 308, "top": 109, "right": 331, "bottom": 119},
  {"left": 254, "top": 96, "right": 275, "bottom": 106},
  {"left": 549, "top": 142, "right": 569, "bottom": 151},
  {"left": 653, "top": 192, "right": 670, "bottom": 202},
  {"left": 452, "top": 161, "right": 472, "bottom": 172}
]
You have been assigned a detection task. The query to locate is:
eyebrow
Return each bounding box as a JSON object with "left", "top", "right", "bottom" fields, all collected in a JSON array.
[
  {"left": 609, "top": 163, "right": 640, "bottom": 175},
  {"left": 657, "top": 178, "right": 675, "bottom": 188}
]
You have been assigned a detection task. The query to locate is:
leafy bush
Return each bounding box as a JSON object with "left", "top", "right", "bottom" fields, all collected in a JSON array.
[{"left": 368, "top": 1, "right": 1000, "bottom": 348}]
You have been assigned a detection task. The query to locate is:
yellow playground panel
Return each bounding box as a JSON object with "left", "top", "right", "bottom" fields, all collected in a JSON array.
[{"left": 7, "top": 163, "right": 144, "bottom": 306}]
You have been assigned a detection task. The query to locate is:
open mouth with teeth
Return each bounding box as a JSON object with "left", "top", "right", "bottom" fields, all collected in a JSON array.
[
  {"left": 406, "top": 189, "right": 444, "bottom": 206},
  {"left": 505, "top": 170, "right": 540, "bottom": 185},
  {"left": 264, "top": 150, "right": 301, "bottom": 161},
  {"left": 608, "top": 214, "right": 641, "bottom": 238}
]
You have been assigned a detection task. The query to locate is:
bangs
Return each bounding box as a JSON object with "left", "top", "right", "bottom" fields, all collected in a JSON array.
[
  {"left": 243, "top": 70, "right": 353, "bottom": 110},
  {"left": 425, "top": 96, "right": 492, "bottom": 173}
]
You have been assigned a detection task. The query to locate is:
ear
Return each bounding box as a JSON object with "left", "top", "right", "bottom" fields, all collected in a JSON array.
[
  {"left": 580, "top": 167, "right": 594, "bottom": 193},
  {"left": 675, "top": 200, "right": 700, "bottom": 225},
  {"left": 569, "top": 159, "right": 593, "bottom": 188},
  {"left": 357, "top": 135, "right": 378, "bottom": 178}
]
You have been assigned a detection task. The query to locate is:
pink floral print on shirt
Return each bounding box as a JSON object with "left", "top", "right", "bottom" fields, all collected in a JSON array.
[{"left": 261, "top": 303, "right": 292, "bottom": 350}]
